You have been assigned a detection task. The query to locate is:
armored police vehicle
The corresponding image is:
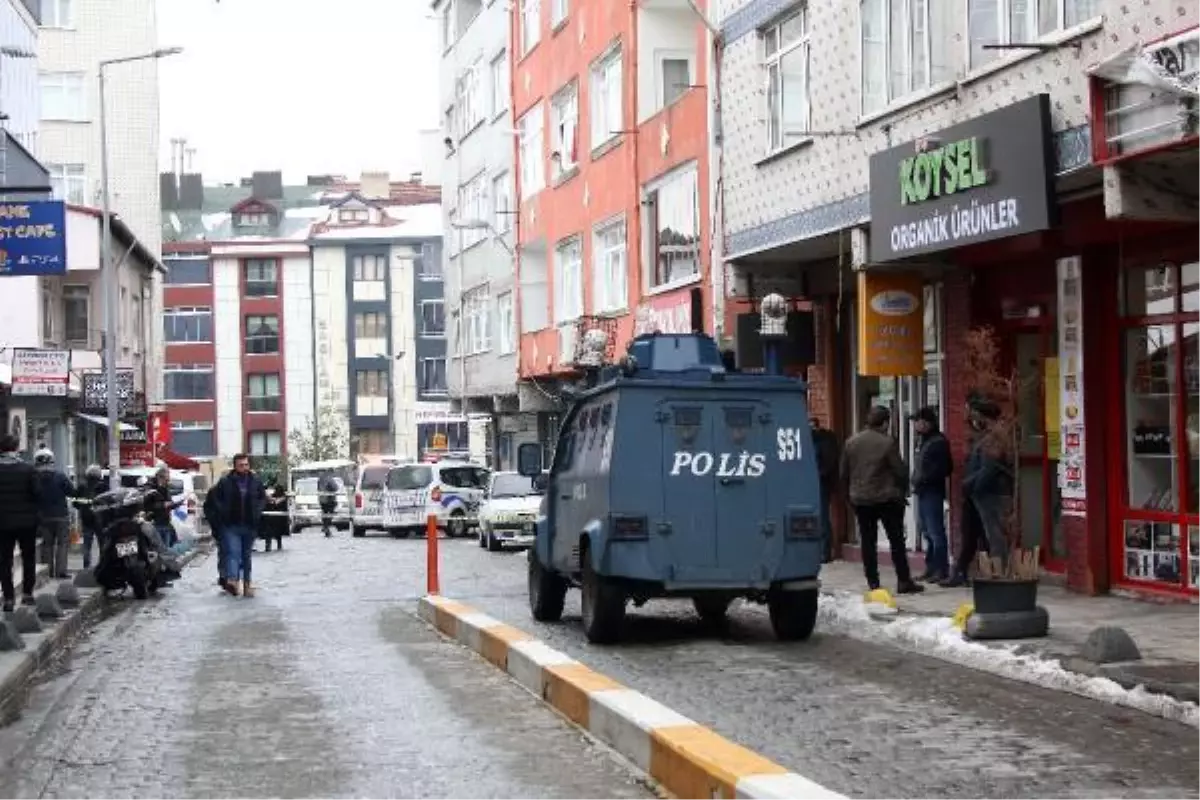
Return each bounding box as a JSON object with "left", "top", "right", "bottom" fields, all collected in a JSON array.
[{"left": 517, "top": 315, "right": 824, "bottom": 644}]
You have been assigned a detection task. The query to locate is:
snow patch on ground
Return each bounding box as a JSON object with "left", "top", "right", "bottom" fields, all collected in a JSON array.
[{"left": 817, "top": 591, "right": 1200, "bottom": 729}]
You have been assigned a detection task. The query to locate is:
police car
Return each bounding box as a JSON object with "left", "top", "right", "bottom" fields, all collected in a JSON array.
[{"left": 380, "top": 460, "right": 489, "bottom": 537}]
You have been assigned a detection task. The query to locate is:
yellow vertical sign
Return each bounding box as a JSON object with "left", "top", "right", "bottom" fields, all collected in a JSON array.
[
  {"left": 857, "top": 271, "right": 925, "bottom": 377},
  {"left": 1044, "top": 356, "right": 1061, "bottom": 455}
]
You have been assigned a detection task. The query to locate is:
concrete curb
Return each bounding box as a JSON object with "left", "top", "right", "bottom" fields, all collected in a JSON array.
[
  {"left": 418, "top": 595, "right": 844, "bottom": 800},
  {"left": 0, "top": 542, "right": 208, "bottom": 724}
]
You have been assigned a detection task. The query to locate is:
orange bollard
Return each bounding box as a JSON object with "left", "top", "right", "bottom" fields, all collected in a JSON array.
[{"left": 426, "top": 513, "right": 440, "bottom": 595}]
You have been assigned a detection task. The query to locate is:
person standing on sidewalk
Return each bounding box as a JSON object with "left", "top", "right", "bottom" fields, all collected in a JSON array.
[
  {"left": 810, "top": 417, "right": 841, "bottom": 563},
  {"left": 143, "top": 466, "right": 182, "bottom": 550},
  {"left": 72, "top": 465, "right": 105, "bottom": 570},
  {"left": 208, "top": 454, "right": 266, "bottom": 597},
  {"left": 839, "top": 406, "right": 924, "bottom": 595},
  {"left": 0, "top": 435, "right": 41, "bottom": 612},
  {"left": 909, "top": 406, "right": 953, "bottom": 583},
  {"left": 33, "top": 449, "right": 75, "bottom": 579}
]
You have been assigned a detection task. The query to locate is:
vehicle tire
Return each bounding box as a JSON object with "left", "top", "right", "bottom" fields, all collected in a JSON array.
[
  {"left": 768, "top": 589, "right": 819, "bottom": 641},
  {"left": 352, "top": 526, "right": 366, "bottom": 538},
  {"left": 528, "top": 552, "right": 567, "bottom": 622},
  {"left": 128, "top": 563, "right": 149, "bottom": 600},
  {"left": 580, "top": 555, "right": 625, "bottom": 644},
  {"left": 692, "top": 596, "right": 732, "bottom": 625},
  {"left": 447, "top": 511, "right": 467, "bottom": 538},
  {"left": 487, "top": 530, "right": 504, "bottom": 552}
]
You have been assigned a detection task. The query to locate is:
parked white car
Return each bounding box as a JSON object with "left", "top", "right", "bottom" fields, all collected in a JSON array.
[
  {"left": 380, "top": 461, "right": 489, "bottom": 538},
  {"left": 477, "top": 471, "right": 545, "bottom": 551}
]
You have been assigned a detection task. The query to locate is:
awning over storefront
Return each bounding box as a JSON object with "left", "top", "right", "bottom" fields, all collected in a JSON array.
[
  {"left": 1088, "top": 28, "right": 1198, "bottom": 96},
  {"left": 157, "top": 447, "right": 200, "bottom": 471},
  {"left": 75, "top": 413, "right": 139, "bottom": 432}
]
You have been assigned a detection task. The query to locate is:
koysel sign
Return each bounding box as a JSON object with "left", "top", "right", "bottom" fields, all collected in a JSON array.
[
  {"left": 0, "top": 201, "right": 67, "bottom": 276},
  {"left": 10, "top": 348, "right": 70, "bottom": 396},
  {"left": 868, "top": 94, "right": 1056, "bottom": 263}
]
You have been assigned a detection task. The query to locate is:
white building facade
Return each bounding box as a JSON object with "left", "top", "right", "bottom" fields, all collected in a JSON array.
[{"left": 0, "top": 0, "right": 40, "bottom": 154}]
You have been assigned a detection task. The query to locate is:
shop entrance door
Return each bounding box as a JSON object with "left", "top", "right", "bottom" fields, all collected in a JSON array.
[{"left": 1011, "top": 327, "right": 1067, "bottom": 572}]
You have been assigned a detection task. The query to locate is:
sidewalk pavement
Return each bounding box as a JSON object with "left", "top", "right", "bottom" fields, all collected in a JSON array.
[{"left": 819, "top": 560, "right": 1199, "bottom": 705}]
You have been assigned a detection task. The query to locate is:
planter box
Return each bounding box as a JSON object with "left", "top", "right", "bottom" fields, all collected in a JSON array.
[{"left": 965, "top": 578, "right": 1050, "bottom": 640}]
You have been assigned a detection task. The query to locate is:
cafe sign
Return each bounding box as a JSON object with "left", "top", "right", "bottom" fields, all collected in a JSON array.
[{"left": 868, "top": 94, "right": 1056, "bottom": 263}]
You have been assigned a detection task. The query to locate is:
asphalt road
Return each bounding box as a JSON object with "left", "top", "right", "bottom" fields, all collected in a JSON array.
[{"left": 1, "top": 532, "right": 1195, "bottom": 799}]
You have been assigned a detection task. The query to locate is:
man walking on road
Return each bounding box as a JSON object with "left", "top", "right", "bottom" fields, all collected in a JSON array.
[
  {"left": 909, "top": 406, "right": 953, "bottom": 582},
  {"left": 0, "top": 435, "right": 40, "bottom": 612},
  {"left": 208, "top": 454, "right": 266, "bottom": 597},
  {"left": 33, "top": 449, "right": 75, "bottom": 579},
  {"left": 840, "top": 406, "right": 924, "bottom": 595}
]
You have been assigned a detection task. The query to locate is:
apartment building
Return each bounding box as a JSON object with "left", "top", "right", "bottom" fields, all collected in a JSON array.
[
  {"left": 36, "top": 0, "right": 166, "bottom": 405},
  {"left": 0, "top": 0, "right": 40, "bottom": 155},
  {"left": 510, "top": 0, "right": 714, "bottom": 402},
  {"left": 435, "top": 0, "right": 526, "bottom": 468},
  {"left": 713, "top": 0, "right": 1198, "bottom": 596}
]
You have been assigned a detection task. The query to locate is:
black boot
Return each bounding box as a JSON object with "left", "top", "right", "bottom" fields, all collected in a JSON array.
[
  {"left": 2, "top": 599, "right": 12, "bottom": 613},
  {"left": 897, "top": 580, "right": 925, "bottom": 594},
  {"left": 939, "top": 572, "right": 968, "bottom": 588}
]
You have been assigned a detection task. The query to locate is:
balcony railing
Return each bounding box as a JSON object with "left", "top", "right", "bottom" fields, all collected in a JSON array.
[{"left": 247, "top": 395, "right": 282, "bottom": 413}]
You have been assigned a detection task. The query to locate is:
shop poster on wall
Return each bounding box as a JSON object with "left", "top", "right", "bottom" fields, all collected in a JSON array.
[{"left": 1057, "top": 256, "right": 1086, "bottom": 516}]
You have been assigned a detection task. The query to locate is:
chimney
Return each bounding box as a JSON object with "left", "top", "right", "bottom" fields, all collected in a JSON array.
[
  {"left": 179, "top": 173, "right": 204, "bottom": 211},
  {"left": 160, "top": 172, "right": 179, "bottom": 211},
  {"left": 360, "top": 170, "right": 390, "bottom": 200},
  {"left": 251, "top": 170, "right": 284, "bottom": 201}
]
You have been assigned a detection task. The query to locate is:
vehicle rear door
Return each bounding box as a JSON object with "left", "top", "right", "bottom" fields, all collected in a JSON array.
[
  {"left": 713, "top": 400, "right": 781, "bottom": 581},
  {"left": 657, "top": 400, "right": 718, "bottom": 575},
  {"left": 356, "top": 466, "right": 390, "bottom": 520}
]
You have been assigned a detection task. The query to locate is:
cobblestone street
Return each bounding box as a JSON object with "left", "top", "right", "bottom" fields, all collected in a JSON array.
[{"left": 0, "top": 533, "right": 1195, "bottom": 799}]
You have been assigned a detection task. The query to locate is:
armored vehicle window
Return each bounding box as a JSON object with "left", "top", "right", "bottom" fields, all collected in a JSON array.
[
  {"left": 672, "top": 406, "right": 703, "bottom": 447},
  {"left": 556, "top": 430, "right": 577, "bottom": 470},
  {"left": 724, "top": 407, "right": 753, "bottom": 444},
  {"left": 388, "top": 465, "right": 432, "bottom": 490}
]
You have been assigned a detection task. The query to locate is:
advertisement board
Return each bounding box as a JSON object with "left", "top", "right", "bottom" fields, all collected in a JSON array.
[
  {"left": 10, "top": 348, "right": 70, "bottom": 396},
  {"left": 0, "top": 201, "right": 68, "bottom": 276}
]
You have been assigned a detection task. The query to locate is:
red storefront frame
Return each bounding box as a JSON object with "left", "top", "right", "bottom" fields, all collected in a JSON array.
[{"left": 1106, "top": 245, "right": 1199, "bottom": 598}]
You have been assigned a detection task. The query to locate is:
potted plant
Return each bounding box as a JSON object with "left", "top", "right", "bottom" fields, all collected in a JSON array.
[{"left": 959, "top": 325, "right": 1049, "bottom": 640}]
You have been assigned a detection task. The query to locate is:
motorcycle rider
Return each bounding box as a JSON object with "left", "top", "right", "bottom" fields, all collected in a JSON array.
[
  {"left": 0, "top": 434, "right": 40, "bottom": 612},
  {"left": 72, "top": 465, "right": 105, "bottom": 570},
  {"left": 143, "top": 465, "right": 182, "bottom": 550},
  {"left": 34, "top": 448, "right": 75, "bottom": 579}
]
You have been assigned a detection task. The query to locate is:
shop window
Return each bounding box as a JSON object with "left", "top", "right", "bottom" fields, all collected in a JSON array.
[{"left": 1118, "top": 260, "right": 1199, "bottom": 592}]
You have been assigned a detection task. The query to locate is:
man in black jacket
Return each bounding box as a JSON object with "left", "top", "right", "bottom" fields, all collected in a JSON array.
[
  {"left": 208, "top": 454, "right": 266, "bottom": 597},
  {"left": 810, "top": 417, "right": 840, "bottom": 563},
  {"left": 72, "top": 465, "right": 105, "bottom": 570},
  {"left": 0, "top": 434, "right": 40, "bottom": 612},
  {"left": 909, "top": 406, "right": 953, "bottom": 582}
]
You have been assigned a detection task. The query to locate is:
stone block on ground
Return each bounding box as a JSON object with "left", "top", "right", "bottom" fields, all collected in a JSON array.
[
  {"left": 34, "top": 593, "right": 64, "bottom": 620},
  {"left": 0, "top": 619, "right": 24, "bottom": 651},
  {"left": 10, "top": 606, "right": 42, "bottom": 634},
  {"left": 73, "top": 569, "right": 99, "bottom": 589},
  {"left": 1080, "top": 625, "right": 1142, "bottom": 664},
  {"left": 55, "top": 581, "right": 82, "bottom": 608},
  {"left": 964, "top": 606, "right": 1050, "bottom": 640}
]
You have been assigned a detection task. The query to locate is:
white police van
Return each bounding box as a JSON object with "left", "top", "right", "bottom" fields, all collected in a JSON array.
[{"left": 380, "top": 460, "right": 489, "bottom": 538}]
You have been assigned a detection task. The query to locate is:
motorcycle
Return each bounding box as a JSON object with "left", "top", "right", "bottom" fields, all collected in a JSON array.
[{"left": 90, "top": 487, "right": 183, "bottom": 599}]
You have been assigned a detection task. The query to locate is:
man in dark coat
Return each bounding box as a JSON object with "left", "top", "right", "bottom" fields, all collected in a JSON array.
[
  {"left": 809, "top": 417, "right": 841, "bottom": 563},
  {"left": 319, "top": 475, "right": 339, "bottom": 537},
  {"left": 72, "top": 465, "right": 105, "bottom": 570},
  {"left": 0, "top": 434, "right": 40, "bottom": 612},
  {"left": 208, "top": 454, "right": 266, "bottom": 597},
  {"left": 909, "top": 406, "right": 953, "bottom": 582},
  {"left": 33, "top": 449, "right": 75, "bottom": 579}
]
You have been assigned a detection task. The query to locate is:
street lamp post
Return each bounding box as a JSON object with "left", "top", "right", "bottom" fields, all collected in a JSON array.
[{"left": 99, "top": 47, "right": 182, "bottom": 489}]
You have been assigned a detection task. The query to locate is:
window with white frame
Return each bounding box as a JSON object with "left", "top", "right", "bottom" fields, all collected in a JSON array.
[
  {"left": 353, "top": 253, "right": 387, "bottom": 282},
  {"left": 491, "top": 173, "right": 512, "bottom": 233},
  {"left": 645, "top": 164, "right": 700, "bottom": 289},
  {"left": 518, "top": 104, "right": 545, "bottom": 200},
  {"left": 248, "top": 431, "right": 283, "bottom": 457},
  {"left": 247, "top": 373, "right": 282, "bottom": 412},
  {"left": 551, "top": 0, "right": 568, "bottom": 27},
  {"left": 421, "top": 300, "right": 446, "bottom": 337},
  {"left": 63, "top": 284, "right": 89, "bottom": 345},
  {"left": 243, "top": 259, "right": 278, "bottom": 297},
  {"left": 496, "top": 292, "right": 515, "bottom": 354},
  {"left": 164, "top": 365, "right": 215, "bottom": 401},
  {"left": 457, "top": 172, "right": 488, "bottom": 248},
  {"left": 163, "top": 307, "right": 213, "bottom": 343},
  {"left": 238, "top": 212, "right": 270, "bottom": 226},
  {"left": 463, "top": 287, "right": 492, "bottom": 354},
  {"left": 551, "top": 82, "right": 579, "bottom": 177},
  {"left": 354, "top": 311, "right": 388, "bottom": 339},
  {"left": 762, "top": 10, "right": 810, "bottom": 151},
  {"left": 520, "top": 250, "right": 548, "bottom": 332},
  {"left": 245, "top": 315, "right": 280, "bottom": 355},
  {"left": 592, "top": 219, "right": 627, "bottom": 313},
  {"left": 40, "top": 72, "right": 86, "bottom": 121},
  {"left": 861, "top": 0, "right": 952, "bottom": 115},
  {"left": 968, "top": 0, "right": 1099, "bottom": 68},
  {"left": 457, "top": 61, "right": 484, "bottom": 137},
  {"left": 521, "top": 0, "right": 541, "bottom": 56},
  {"left": 41, "top": 0, "right": 73, "bottom": 28},
  {"left": 420, "top": 358, "right": 448, "bottom": 395},
  {"left": 590, "top": 46, "right": 623, "bottom": 150},
  {"left": 338, "top": 208, "right": 370, "bottom": 223},
  {"left": 46, "top": 163, "right": 86, "bottom": 204},
  {"left": 171, "top": 422, "right": 215, "bottom": 457},
  {"left": 355, "top": 369, "right": 388, "bottom": 398},
  {"left": 491, "top": 51, "right": 508, "bottom": 116},
  {"left": 418, "top": 245, "right": 443, "bottom": 281},
  {"left": 658, "top": 55, "right": 692, "bottom": 110},
  {"left": 553, "top": 237, "right": 583, "bottom": 324}
]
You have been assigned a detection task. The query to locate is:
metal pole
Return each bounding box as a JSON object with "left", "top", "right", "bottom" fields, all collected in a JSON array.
[
  {"left": 388, "top": 358, "right": 395, "bottom": 453},
  {"left": 99, "top": 64, "right": 120, "bottom": 490}
]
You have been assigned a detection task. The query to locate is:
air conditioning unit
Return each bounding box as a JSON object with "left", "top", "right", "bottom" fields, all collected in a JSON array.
[{"left": 557, "top": 324, "right": 578, "bottom": 366}]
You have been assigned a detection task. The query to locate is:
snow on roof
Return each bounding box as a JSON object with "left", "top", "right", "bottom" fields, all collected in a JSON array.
[{"left": 313, "top": 202, "right": 443, "bottom": 242}]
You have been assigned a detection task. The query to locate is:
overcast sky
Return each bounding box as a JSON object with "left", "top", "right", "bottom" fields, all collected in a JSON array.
[{"left": 156, "top": 0, "right": 439, "bottom": 184}]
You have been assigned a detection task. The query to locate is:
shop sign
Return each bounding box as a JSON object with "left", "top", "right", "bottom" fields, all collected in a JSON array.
[
  {"left": 633, "top": 290, "right": 694, "bottom": 336},
  {"left": 868, "top": 94, "right": 1056, "bottom": 263},
  {"left": 414, "top": 402, "right": 466, "bottom": 426},
  {"left": 147, "top": 410, "right": 171, "bottom": 447},
  {"left": 1056, "top": 256, "right": 1087, "bottom": 516},
  {"left": 119, "top": 442, "right": 155, "bottom": 467},
  {"left": 856, "top": 271, "right": 924, "bottom": 377},
  {"left": 9, "top": 348, "right": 70, "bottom": 396},
  {"left": 0, "top": 201, "right": 67, "bottom": 276},
  {"left": 81, "top": 369, "right": 136, "bottom": 415}
]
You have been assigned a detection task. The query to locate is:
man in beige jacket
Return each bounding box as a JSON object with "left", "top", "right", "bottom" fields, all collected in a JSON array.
[{"left": 840, "top": 405, "right": 924, "bottom": 595}]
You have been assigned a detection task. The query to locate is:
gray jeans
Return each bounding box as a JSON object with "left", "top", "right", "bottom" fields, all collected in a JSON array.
[{"left": 38, "top": 517, "right": 70, "bottom": 577}]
